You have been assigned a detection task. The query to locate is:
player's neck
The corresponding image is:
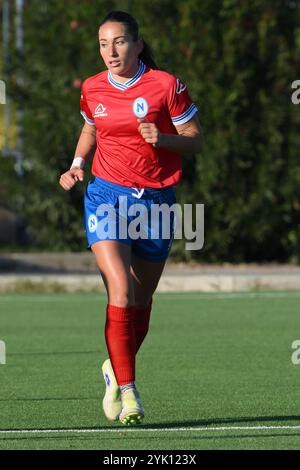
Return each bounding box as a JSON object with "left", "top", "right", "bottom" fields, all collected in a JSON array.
[{"left": 110, "top": 60, "right": 140, "bottom": 84}]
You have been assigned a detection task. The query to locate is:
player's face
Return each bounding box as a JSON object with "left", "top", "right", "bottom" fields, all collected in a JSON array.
[{"left": 99, "top": 22, "right": 142, "bottom": 79}]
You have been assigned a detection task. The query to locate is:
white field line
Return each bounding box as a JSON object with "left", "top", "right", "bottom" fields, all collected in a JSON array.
[{"left": 1, "top": 425, "right": 300, "bottom": 435}]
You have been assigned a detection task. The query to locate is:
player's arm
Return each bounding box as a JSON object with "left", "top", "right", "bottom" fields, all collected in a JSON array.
[
  {"left": 59, "top": 122, "right": 96, "bottom": 191},
  {"left": 159, "top": 114, "right": 203, "bottom": 155},
  {"left": 73, "top": 121, "right": 96, "bottom": 163},
  {"left": 138, "top": 115, "right": 203, "bottom": 156}
]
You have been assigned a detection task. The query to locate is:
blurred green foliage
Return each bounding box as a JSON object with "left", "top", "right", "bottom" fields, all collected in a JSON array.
[{"left": 1, "top": 0, "right": 300, "bottom": 262}]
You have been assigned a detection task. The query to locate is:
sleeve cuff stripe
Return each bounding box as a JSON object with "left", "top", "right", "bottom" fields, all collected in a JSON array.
[
  {"left": 172, "top": 104, "right": 198, "bottom": 126},
  {"left": 171, "top": 103, "right": 198, "bottom": 123},
  {"left": 80, "top": 111, "right": 95, "bottom": 126}
]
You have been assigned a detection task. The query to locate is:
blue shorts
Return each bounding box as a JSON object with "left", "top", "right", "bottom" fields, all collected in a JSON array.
[{"left": 84, "top": 176, "right": 177, "bottom": 262}]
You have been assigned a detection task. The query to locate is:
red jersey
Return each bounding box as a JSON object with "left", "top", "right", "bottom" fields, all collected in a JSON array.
[{"left": 80, "top": 61, "right": 198, "bottom": 188}]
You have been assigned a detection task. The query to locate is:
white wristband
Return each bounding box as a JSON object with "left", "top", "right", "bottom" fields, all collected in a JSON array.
[{"left": 70, "top": 157, "right": 85, "bottom": 169}]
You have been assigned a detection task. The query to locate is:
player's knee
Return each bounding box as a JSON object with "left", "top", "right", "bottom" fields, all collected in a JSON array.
[{"left": 108, "top": 290, "right": 135, "bottom": 308}]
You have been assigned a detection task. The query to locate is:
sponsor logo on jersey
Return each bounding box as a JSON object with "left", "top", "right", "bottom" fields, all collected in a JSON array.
[
  {"left": 176, "top": 78, "right": 187, "bottom": 94},
  {"left": 94, "top": 103, "right": 108, "bottom": 118},
  {"left": 132, "top": 97, "right": 149, "bottom": 118}
]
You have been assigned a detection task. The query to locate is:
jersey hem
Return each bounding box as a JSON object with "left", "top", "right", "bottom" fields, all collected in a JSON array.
[{"left": 80, "top": 110, "right": 95, "bottom": 126}]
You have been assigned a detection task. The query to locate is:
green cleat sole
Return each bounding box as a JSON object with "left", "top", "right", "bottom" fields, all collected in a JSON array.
[{"left": 120, "top": 414, "right": 144, "bottom": 426}]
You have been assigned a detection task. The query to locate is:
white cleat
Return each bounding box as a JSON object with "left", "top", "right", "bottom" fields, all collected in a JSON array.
[
  {"left": 119, "top": 388, "right": 144, "bottom": 426},
  {"left": 101, "top": 359, "right": 122, "bottom": 421}
]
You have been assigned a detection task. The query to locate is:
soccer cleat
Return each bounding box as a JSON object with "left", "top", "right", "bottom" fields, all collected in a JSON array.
[
  {"left": 119, "top": 388, "right": 144, "bottom": 426},
  {"left": 101, "top": 359, "right": 122, "bottom": 421}
]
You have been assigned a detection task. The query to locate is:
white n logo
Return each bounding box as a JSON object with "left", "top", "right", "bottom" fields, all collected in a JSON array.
[{"left": 132, "top": 97, "right": 148, "bottom": 118}]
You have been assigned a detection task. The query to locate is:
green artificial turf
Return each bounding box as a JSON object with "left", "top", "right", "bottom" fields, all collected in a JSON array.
[{"left": 0, "top": 291, "right": 300, "bottom": 450}]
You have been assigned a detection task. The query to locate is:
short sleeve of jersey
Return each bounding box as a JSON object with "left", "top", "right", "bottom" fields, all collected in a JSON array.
[
  {"left": 80, "top": 83, "right": 95, "bottom": 126},
  {"left": 167, "top": 76, "right": 198, "bottom": 126}
]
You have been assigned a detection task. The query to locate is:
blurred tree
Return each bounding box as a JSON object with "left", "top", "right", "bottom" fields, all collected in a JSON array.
[{"left": 1, "top": 0, "right": 300, "bottom": 262}]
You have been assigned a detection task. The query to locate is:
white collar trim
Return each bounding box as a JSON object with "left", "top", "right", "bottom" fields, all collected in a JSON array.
[{"left": 108, "top": 61, "right": 146, "bottom": 90}]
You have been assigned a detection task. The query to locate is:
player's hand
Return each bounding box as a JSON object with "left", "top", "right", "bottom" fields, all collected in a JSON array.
[
  {"left": 137, "top": 119, "right": 161, "bottom": 147},
  {"left": 59, "top": 167, "right": 84, "bottom": 191}
]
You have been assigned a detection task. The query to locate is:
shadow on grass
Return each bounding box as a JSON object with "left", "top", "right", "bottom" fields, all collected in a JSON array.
[{"left": 144, "top": 415, "right": 300, "bottom": 428}]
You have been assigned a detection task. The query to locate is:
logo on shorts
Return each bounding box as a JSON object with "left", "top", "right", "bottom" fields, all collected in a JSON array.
[
  {"left": 88, "top": 214, "right": 98, "bottom": 233},
  {"left": 94, "top": 103, "right": 108, "bottom": 118},
  {"left": 133, "top": 97, "right": 149, "bottom": 118}
]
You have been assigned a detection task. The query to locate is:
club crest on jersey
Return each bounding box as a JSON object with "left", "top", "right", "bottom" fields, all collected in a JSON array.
[
  {"left": 176, "top": 78, "right": 187, "bottom": 94},
  {"left": 94, "top": 103, "right": 108, "bottom": 118},
  {"left": 132, "top": 97, "right": 149, "bottom": 118},
  {"left": 88, "top": 214, "right": 98, "bottom": 233}
]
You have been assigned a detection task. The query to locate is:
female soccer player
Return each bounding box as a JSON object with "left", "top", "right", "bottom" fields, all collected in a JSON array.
[{"left": 59, "top": 10, "right": 202, "bottom": 426}]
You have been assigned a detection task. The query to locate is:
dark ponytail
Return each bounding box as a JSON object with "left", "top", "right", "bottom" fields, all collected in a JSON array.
[
  {"left": 99, "top": 11, "right": 158, "bottom": 69},
  {"left": 139, "top": 39, "right": 158, "bottom": 70}
]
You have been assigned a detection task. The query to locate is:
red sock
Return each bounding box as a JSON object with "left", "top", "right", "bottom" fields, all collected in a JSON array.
[
  {"left": 134, "top": 301, "right": 152, "bottom": 354},
  {"left": 105, "top": 304, "right": 136, "bottom": 386}
]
